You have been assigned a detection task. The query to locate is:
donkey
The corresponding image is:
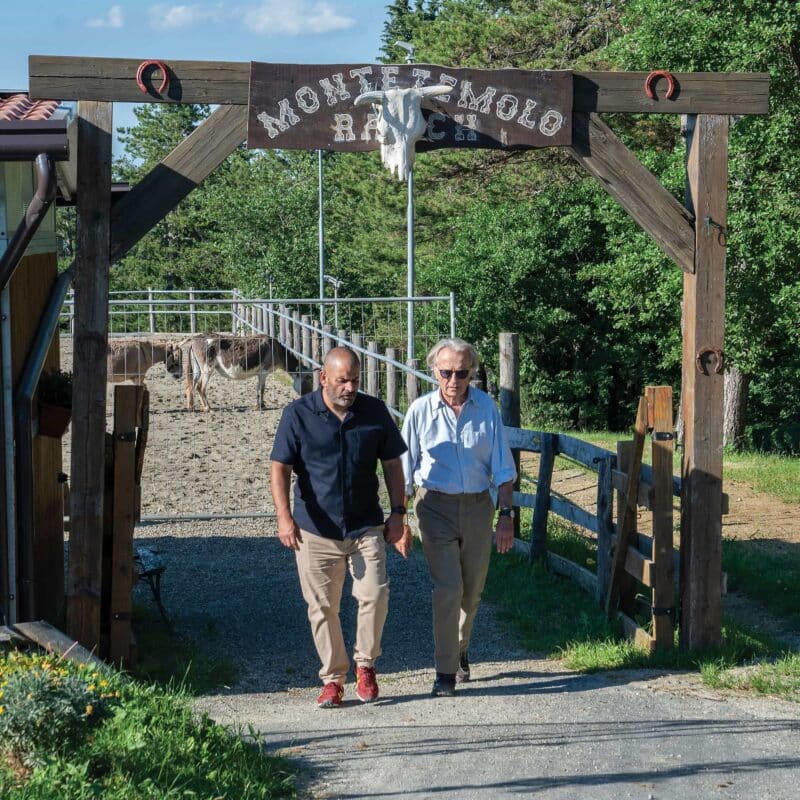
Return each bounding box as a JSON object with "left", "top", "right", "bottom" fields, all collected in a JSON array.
[
  {"left": 182, "top": 334, "right": 313, "bottom": 411},
  {"left": 107, "top": 338, "right": 183, "bottom": 385}
]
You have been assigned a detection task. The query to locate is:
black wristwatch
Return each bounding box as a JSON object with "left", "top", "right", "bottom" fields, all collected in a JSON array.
[
  {"left": 498, "top": 507, "right": 515, "bottom": 519},
  {"left": 390, "top": 506, "right": 407, "bottom": 516}
]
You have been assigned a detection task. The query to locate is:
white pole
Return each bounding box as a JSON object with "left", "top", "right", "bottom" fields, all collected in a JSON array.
[
  {"left": 407, "top": 167, "right": 415, "bottom": 362},
  {"left": 318, "top": 149, "right": 326, "bottom": 327}
]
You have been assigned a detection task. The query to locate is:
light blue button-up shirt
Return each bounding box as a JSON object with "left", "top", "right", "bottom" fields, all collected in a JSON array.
[{"left": 401, "top": 386, "right": 517, "bottom": 497}]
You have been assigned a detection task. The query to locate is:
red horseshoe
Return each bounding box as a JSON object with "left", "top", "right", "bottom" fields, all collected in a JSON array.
[
  {"left": 136, "top": 60, "right": 170, "bottom": 95},
  {"left": 644, "top": 70, "right": 676, "bottom": 101}
]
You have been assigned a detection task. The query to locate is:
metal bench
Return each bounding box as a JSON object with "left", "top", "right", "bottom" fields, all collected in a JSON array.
[{"left": 133, "top": 546, "right": 171, "bottom": 631}]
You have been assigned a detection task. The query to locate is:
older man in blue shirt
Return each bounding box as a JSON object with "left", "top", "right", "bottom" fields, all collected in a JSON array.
[
  {"left": 402, "top": 337, "right": 516, "bottom": 697},
  {"left": 271, "top": 347, "right": 407, "bottom": 708}
]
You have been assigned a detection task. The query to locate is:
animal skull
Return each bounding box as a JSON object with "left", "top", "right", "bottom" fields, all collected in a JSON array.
[{"left": 354, "top": 85, "right": 452, "bottom": 181}]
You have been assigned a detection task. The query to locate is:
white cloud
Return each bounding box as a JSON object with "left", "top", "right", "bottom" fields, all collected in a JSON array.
[
  {"left": 149, "top": 4, "right": 225, "bottom": 30},
  {"left": 243, "top": 1, "right": 355, "bottom": 36},
  {"left": 86, "top": 5, "right": 125, "bottom": 29}
]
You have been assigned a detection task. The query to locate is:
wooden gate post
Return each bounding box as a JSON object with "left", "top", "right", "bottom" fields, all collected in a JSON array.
[
  {"left": 499, "top": 333, "right": 521, "bottom": 538},
  {"left": 367, "top": 341, "right": 379, "bottom": 397},
  {"left": 530, "top": 433, "right": 555, "bottom": 562},
  {"left": 109, "top": 385, "right": 141, "bottom": 665},
  {"left": 386, "top": 347, "right": 398, "bottom": 411},
  {"left": 66, "top": 100, "right": 112, "bottom": 650},
  {"left": 649, "top": 385, "right": 675, "bottom": 649},
  {"left": 681, "top": 114, "right": 728, "bottom": 649}
]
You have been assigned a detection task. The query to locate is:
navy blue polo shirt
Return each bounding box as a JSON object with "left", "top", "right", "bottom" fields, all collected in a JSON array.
[{"left": 271, "top": 388, "right": 407, "bottom": 540}]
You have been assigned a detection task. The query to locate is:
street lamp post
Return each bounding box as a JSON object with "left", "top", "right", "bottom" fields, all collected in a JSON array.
[{"left": 396, "top": 40, "right": 416, "bottom": 362}]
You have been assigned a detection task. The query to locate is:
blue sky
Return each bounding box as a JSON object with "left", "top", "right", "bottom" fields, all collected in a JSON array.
[{"left": 1, "top": 1, "right": 391, "bottom": 154}]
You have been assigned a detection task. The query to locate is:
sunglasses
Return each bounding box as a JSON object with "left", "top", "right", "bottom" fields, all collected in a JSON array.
[{"left": 438, "top": 368, "right": 471, "bottom": 380}]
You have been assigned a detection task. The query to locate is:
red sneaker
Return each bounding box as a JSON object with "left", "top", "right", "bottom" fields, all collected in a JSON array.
[
  {"left": 356, "top": 666, "right": 379, "bottom": 703},
  {"left": 316, "top": 682, "right": 344, "bottom": 709}
]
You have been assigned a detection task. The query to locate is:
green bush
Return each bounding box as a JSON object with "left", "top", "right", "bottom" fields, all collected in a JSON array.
[
  {"left": 0, "top": 656, "right": 119, "bottom": 766},
  {"left": 745, "top": 422, "right": 800, "bottom": 455}
]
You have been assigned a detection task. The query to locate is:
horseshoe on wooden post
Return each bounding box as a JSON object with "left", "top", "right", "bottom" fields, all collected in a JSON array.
[
  {"left": 136, "top": 60, "right": 170, "bottom": 96},
  {"left": 695, "top": 347, "right": 724, "bottom": 375},
  {"left": 644, "top": 70, "right": 676, "bottom": 100}
]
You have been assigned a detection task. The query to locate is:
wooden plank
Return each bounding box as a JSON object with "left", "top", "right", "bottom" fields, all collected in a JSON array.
[
  {"left": 612, "top": 469, "right": 655, "bottom": 509},
  {"left": 505, "top": 427, "right": 542, "bottom": 452},
  {"left": 569, "top": 113, "right": 695, "bottom": 274},
  {"left": 66, "top": 101, "right": 112, "bottom": 652},
  {"left": 574, "top": 71, "right": 769, "bottom": 115},
  {"left": 133, "top": 389, "right": 149, "bottom": 523},
  {"left": 555, "top": 433, "right": 612, "bottom": 468},
  {"left": 30, "top": 56, "right": 251, "bottom": 104},
  {"left": 624, "top": 545, "right": 655, "bottom": 587},
  {"left": 110, "top": 105, "right": 247, "bottom": 263},
  {"left": 385, "top": 347, "right": 398, "bottom": 411},
  {"left": 530, "top": 432, "right": 556, "bottom": 562},
  {"left": 549, "top": 495, "right": 599, "bottom": 534},
  {"left": 617, "top": 612, "right": 656, "bottom": 653},
  {"left": 680, "top": 115, "right": 727, "bottom": 650},
  {"left": 649, "top": 386, "right": 675, "bottom": 649},
  {"left": 29, "top": 57, "right": 769, "bottom": 116},
  {"left": 595, "top": 454, "right": 614, "bottom": 605},
  {"left": 109, "top": 386, "right": 139, "bottom": 665},
  {"left": 13, "top": 620, "right": 104, "bottom": 667},
  {"left": 605, "top": 398, "right": 648, "bottom": 615},
  {"left": 499, "top": 333, "right": 521, "bottom": 538},
  {"left": 512, "top": 490, "right": 536, "bottom": 509},
  {"left": 547, "top": 552, "right": 598, "bottom": 596}
]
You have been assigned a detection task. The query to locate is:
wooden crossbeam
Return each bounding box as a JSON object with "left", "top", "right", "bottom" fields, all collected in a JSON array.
[
  {"left": 110, "top": 105, "right": 247, "bottom": 262},
  {"left": 605, "top": 396, "right": 648, "bottom": 615},
  {"left": 29, "top": 57, "right": 769, "bottom": 115},
  {"left": 624, "top": 546, "right": 655, "bottom": 587},
  {"left": 569, "top": 113, "right": 695, "bottom": 273}
]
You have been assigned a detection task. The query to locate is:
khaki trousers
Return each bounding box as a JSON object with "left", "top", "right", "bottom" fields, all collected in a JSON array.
[
  {"left": 415, "top": 488, "right": 495, "bottom": 675},
  {"left": 295, "top": 526, "right": 389, "bottom": 685}
]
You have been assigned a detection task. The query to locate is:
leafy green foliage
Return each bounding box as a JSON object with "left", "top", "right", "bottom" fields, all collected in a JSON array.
[
  {"left": 0, "top": 651, "right": 296, "bottom": 799},
  {"left": 0, "top": 654, "right": 119, "bottom": 766}
]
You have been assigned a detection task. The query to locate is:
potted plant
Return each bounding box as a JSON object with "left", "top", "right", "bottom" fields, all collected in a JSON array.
[{"left": 37, "top": 369, "right": 73, "bottom": 438}]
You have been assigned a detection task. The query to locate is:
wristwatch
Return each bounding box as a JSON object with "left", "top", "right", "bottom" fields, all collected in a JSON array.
[
  {"left": 498, "top": 507, "right": 515, "bottom": 519},
  {"left": 390, "top": 506, "right": 407, "bottom": 516}
]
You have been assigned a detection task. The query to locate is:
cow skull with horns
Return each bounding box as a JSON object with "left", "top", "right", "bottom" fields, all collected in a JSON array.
[{"left": 354, "top": 85, "right": 452, "bottom": 181}]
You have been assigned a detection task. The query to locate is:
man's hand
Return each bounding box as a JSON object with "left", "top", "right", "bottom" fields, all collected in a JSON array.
[
  {"left": 277, "top": 516, "right": 302, "bottom": 550},
  {"left": 383, "top": 512, "right": 404, "bottom": 545},
  {"left": 495, "top": 515, "right": 514, "bottom": 554}
]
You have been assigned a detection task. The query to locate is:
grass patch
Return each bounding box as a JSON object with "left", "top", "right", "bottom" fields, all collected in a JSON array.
[
  {"left": 723, "top": 450, "right": 800, "bottom": 505},
  {"left": 701, "top": 653, "right": 800, "bottom": 701},
  {"left": 485, "top": 549, "right": 787, "bottom": 694},
  {"left": 0, "top": 651, "right": 296, "bottom": 799},
  {"left": 130, "top": 604, "right": 238, "bottom": 694},
  {"left": 722, "top": 539, "right": 800, "bottom": 627}
]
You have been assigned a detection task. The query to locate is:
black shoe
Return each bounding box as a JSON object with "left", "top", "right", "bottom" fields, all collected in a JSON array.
[
  {"left": 431, "top": 673, "right": 456, "bottom": 697},
  {"left": 456, "top": 652, "right": 470, "bottom": 683}
]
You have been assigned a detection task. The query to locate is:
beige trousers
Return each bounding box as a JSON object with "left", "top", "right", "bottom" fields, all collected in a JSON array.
[
  {"left": 415, "top": 488, "right": 495, "bottom": 675},
  {"left": 295, "top": 526, "right": 389, "bottom": 685}
]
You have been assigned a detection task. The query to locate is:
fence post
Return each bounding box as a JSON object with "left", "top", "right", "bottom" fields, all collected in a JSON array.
[
  {"left": 352, "top": 332, "right": 363, "bottom": 356},
  {"left": 595, "top": 455, "right": 615, "bottom": 605},
  {"left": 292, "top": 310, "right": 301, "bottom": 356},
  {"left": 312, "top": 321, "right": 322, "bottom": 390},
  {"left": 148, "top": 287, "right": 155, "bottom": 334},
  {"left": 301, "top": 314, "right": 312, "bottom": 367},
  {"left": 613, "top": 439, "right": 639, "bottom": 616},
  {"left": 367, "top": 341, "right": 379, "bottom": 396},
  {"left": 649, "top": 385, "right": 675, "bottom": 650},
  {"left": 406, "top": 359, "right": 420, "bottom": 405},
  {"left": 231, "top": 289, "right": 238, "bottom": 334},
  {"left": 530, "top": 432, "right": 555, "bottom": 562},
  {"left": 386, "top": 347, "right": 398, "bottom": 410},
  {"left": 499, "top": 333, "right": 521, "bottom": 538},
  {"left": 337, "top": 328, "right": 347, "bottom": 347},
  {"left": 189, "top": 288, "right": 196, "bottom": 334},
  {"left": 322, "top": 324, "right": 333, "bottom": 358},
  {"left": 279, "top": 305, "right": 287, "bottom": 345}
]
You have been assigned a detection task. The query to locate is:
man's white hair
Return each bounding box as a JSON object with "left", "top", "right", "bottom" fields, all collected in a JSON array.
[{"left": 426, "top": 338, "right": 479, "bottom": 372}]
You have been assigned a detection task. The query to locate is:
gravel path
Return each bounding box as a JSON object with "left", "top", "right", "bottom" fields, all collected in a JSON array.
[{"left": 73, "top": 338, "right": 799, "bottom": 799}]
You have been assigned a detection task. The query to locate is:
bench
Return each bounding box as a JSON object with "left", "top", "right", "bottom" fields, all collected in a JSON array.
[{"left": 133, "top": 546, "right": 171, "bottom": 631}]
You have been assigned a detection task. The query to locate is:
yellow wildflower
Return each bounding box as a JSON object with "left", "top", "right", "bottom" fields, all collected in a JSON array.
[
  {"left": 0, "top": 705, "right": 4, "bottom": 714},
  {"left": 85, "top": 704, "right": 94, "bottom": 716},
  {"left": 99, "top": 679, "right": 109, "bottom": 688},
  {"left": 87, "top": 684, "right": 95, "bottom": 691}
]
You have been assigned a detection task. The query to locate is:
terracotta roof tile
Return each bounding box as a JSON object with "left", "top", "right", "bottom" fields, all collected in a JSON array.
[{"left": 0, "top": 94, "right": 60, "bottom": 121}]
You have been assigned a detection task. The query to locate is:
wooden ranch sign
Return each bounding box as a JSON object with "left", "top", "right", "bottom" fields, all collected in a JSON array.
[{"left": 247, "top": 63, "right": 572, "bottom": 151}]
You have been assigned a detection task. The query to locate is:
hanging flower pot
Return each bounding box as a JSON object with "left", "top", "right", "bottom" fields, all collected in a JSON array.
[
  {"left": 37, "top": 370, "right": 73, "bottom": 439},
  {"left": 38, "top": 402, "right": 72, "bottom": 438}
]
